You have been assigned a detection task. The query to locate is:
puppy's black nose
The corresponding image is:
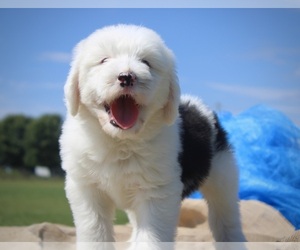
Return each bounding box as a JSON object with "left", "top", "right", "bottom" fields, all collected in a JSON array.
[{"left": 118, "top": 72, "right": 136, "bottom": 87}]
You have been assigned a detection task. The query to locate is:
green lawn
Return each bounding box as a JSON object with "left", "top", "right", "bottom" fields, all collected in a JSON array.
[{"left": 0, "top": 172, "right": 128, "bottom": 226}]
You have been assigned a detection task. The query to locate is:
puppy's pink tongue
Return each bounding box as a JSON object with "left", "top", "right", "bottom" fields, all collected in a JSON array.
[{"left": 111, "top": 96, "right": 139, "bottom": 130}]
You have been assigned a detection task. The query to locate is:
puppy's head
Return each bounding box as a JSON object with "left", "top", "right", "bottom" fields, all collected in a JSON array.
[{"left": 65, "top": 24, "right": 180, "bottom": 138}]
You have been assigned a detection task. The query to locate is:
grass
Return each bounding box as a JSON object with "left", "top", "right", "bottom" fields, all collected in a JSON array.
[{"left": 0, "top": 169, "right": 128, "bottom": 226}]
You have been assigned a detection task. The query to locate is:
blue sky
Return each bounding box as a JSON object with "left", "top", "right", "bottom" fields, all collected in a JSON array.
[{"left": 0, "top": 8, "right": 299, "bottom": 124}]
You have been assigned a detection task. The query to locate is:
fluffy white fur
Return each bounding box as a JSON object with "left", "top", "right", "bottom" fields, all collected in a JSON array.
[{"left": 60, "top": 24, "right": 245, "bottom": 250}]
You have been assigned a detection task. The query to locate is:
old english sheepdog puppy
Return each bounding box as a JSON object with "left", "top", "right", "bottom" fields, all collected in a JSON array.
[{"left": 60, "top": 24, "right": 246, "bottom": 249}]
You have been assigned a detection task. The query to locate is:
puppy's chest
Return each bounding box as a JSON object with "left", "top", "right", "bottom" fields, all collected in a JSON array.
[{"left": 84, "top": 143, "right": 160, "bottom": 207}]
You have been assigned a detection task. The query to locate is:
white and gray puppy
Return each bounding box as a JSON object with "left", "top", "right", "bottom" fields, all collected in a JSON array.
[{"left": 60, "top": 24, "right": 246, "bottom": 248}]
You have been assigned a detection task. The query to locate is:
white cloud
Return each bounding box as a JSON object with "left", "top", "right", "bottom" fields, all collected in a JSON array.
[
  {"left": 239, "top": 47, "right": 300, "bottom": 65},
  {"left": 0, "top": 79, "right": 65, "bottom": 119},
  {"left": 0, "top": 102, "right": 65, "bottom": 119},
  {"left": 208, "top": 82, "right": 300, "bottom": 125},
  {"left": 5, "top": 80, "right": 63, "bottom": 91},
  {"left": 39, "top": 52, "right": 71, "bottom": 63},
  {"left": 209, "top": 82, "right": 300, "bottom": 101},
  {"left": 295, "top": 66, "right": 300, "bottom": 78},
  {"left": 274, "top": 104, "right": 300, "bottom": 116}
]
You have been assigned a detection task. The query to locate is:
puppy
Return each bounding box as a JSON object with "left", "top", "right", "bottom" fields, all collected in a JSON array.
[{"left": 60, "top": 24, "right": 246, "bottom": 249}]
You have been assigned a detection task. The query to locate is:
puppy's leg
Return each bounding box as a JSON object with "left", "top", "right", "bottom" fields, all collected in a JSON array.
[
  {"left": 65, "top": 176, "right": 115, "bottom": 245},
  {"left": 200, "top": 150, "right": 246, "bottom": 242},
  {"left": 127, "top": 187, "right": 182, "bottom": 250}
]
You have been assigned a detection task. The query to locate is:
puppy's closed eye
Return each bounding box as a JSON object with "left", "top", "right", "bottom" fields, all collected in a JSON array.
[
  {"left": 141, "top": 59, "right": 151, "bottom": 68},
  {"left": 100, "top": 58, "right": 109, "bottom": 64}
]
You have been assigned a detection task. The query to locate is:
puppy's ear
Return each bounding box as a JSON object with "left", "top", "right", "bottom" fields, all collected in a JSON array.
[
  {"left": 163, "top": 68, "right": 181, "bottom": 125},
  {"left": 64, "top": 67, "right": 80, "bottom": 116},
  {"left": 64, "top": 41, "right": 84, "bottom": 116}
]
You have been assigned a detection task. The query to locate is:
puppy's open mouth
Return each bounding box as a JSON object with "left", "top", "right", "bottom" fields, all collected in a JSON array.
[{"left": 104, "top": 95, "right": 139, "bottom": 130}]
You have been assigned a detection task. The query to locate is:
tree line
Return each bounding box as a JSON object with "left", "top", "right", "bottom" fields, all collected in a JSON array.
[{"left": 0, "top": 114, "right": 63, "bottom": 173}]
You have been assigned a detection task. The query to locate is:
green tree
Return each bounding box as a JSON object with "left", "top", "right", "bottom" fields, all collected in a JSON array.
[
  {"left": 0, "top": 115, "right": 32, "bottom": 168},
  {"left": 24, "top": 114, "right": 62, "bottom": 170}
]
